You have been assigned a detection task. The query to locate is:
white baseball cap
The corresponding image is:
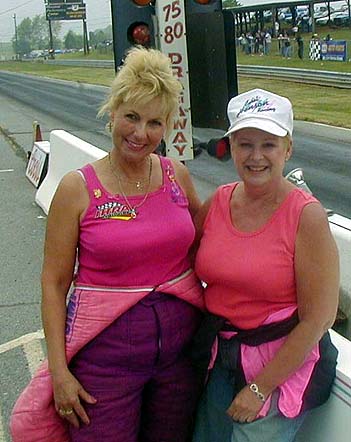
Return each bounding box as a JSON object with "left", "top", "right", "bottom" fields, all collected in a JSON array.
[{"left": 225, "top": 89, "right": 293, "bottom": 137}]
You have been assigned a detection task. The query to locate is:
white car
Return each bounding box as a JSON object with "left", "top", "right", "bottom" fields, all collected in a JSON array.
[{"left": 316, "top": 10, "right": 350, "bottom": 25}]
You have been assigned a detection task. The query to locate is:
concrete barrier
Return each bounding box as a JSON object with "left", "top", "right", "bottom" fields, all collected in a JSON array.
[
  {"left": 329, "top": 213, "right": 351, "bottom": 319},
  {"left": 296, "top": 329, "right": 351, "bottom": 442},
  {"left": 35, "top": 130, "right": 107, "bottom": 214}
]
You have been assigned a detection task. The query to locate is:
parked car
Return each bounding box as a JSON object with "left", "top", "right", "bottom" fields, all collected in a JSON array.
[
  {"left": 332, "top": 11, "right": 351, "bottom": 25},
  {"left": 316, "top": 10, "right": 351, "bottom": 25}
]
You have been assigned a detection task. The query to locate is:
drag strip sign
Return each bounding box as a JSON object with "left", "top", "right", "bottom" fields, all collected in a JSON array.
[
  {"left": 26, "top": 141, "right": 50, "bottom": 188},
  {"left": 156, "top": 0, "right": 194, "bottom": 160}
]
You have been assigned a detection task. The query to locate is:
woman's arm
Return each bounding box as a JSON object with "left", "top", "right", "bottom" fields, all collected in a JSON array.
[
  {"left": 41, "top": 171, "right": 96, "bottom": 428},
  {"left": 227, "top": 202, "right": 339, "bottom": 423}
]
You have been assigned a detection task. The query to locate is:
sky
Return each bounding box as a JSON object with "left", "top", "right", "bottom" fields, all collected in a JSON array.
[
  {"left": 0, "top": 1, "right": 346, "bottom": 42},
  {"left": 0, "top": 0, "right": 112, "bottom": 42}
]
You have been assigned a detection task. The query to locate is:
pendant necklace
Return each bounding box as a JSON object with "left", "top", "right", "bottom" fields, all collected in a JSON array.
[{"left": 108, "top": 152, "right": 152, "bottom": 219}]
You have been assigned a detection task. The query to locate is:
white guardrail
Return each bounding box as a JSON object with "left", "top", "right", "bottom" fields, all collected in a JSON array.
[{"left": 27, "top": 130, "right": 351, "bottom": 441}]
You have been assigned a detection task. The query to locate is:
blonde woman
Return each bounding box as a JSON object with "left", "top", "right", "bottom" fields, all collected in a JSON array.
[{"left": 11, "top": 47, "right": 203, "bottom": 442}]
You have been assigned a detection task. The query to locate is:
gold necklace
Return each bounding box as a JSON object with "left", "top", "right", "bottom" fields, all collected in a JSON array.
[
  {"left": 108, "top": 152, "right": 152, "bottom": 219},
  {"left": 108, "top": 153, "right": 149, "bottom": 191}
]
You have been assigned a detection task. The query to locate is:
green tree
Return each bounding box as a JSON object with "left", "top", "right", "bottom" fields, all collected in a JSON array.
[
  {"left": 64, "top": 30, "right": 83, "bottom": 49},
  {"left": 32, "top": 15, "right": 48, "bottom": 50},
  {"left": 89, "top": 25, "right": 112, "bottom": 47},
  {"left": 222, "top": 0, "right": 242, "bottom": 8},
  {"left": 13, "top": 17, "right": 32, "bottom": 56},
  {"left": 12, "top": 14, "right": 62, "bottom": 56},
  {"left": 89, "top": 29, "right": 107, "bottom": 46}
]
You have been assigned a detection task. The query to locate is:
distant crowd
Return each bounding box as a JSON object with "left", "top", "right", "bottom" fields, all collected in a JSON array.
[{"left": 237, "top": 29, "right": 305, "bottom": 60}]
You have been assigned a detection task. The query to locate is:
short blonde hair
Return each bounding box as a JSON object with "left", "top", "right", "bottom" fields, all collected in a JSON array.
[{"left": 98, "top": 46, "right": 182, "bottom": 138}]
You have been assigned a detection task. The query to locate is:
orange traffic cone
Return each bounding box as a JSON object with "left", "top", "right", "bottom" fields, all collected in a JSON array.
[{"left": 33, "top": 120, "right": 43, "bottom": 143}]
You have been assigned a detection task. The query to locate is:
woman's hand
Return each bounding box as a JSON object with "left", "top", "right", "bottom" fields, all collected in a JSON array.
[
  {"left": 226, "top": 385, "right": 264, "bottom": 424},
  {"left": 53, "top": 369, "right": 97, "bottom": 428}
]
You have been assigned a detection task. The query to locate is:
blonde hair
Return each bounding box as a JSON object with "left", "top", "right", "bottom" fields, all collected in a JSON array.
[{"left": 98, "top": 46, "right": 182, "bottom": 139}]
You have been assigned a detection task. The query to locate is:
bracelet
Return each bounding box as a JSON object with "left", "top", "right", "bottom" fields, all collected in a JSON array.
[{"left": 248, "top": 383, "right": 266, "bottom": 403}]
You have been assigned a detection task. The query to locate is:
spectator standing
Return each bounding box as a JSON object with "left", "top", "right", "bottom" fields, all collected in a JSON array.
[
  {"left": 238, "top": 34, "right": 248, "bottom": 53},
  {"left": 296, "top": 35, "right": 304, "bottom": 59},
  {"left": 283, "top": 32, "right": 292, "bottom": 59},
  {"left": 247, "top": 32, "right": 254, "bottom": 55},
  {"left": 254, "top": 32, "right": 260, "bottom": 54},
  {"left": 264, "top": 31, "right": 272, "bottom": 55},
  {"left": 277, "top": 33, "right": 284, "bottom": 55}
]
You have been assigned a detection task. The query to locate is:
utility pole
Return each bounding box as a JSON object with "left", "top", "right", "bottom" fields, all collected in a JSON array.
[
  {"left": 83, "top": 19, "right": 89, "bottom": 55},
  {"left": 13, "top": 13, "right": 18, "bottom": 60},
  {"left": 48, "top": 19, "right": 54, "bottom": 58}
]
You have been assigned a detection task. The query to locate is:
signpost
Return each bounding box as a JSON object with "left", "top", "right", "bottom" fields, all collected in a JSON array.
[
  {"left": 155, "top": 0, "right": 194, "bottom": 161},
  {"left": 45, "top": 1, "right": 89, "bottom": 54},
  {"left": 45, "top": 1, "right": 86, "bottom": 21}
]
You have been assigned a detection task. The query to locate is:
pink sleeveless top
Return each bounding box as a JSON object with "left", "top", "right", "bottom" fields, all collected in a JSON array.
[
  {"left": 195, "top": 183, "right": 318, "bottom": 329},
  {"left": 75, "top": 156, "right": 194, "bottom": 287}
]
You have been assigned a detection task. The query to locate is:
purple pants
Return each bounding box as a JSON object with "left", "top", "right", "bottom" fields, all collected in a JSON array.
[{"left": 68, "top": 291, "right": 202, "bottom": 442}]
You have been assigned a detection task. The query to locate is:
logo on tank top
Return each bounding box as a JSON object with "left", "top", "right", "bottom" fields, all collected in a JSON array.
[
  {"left": 93, "top": 188, "right": 102, "bottom": 198},
  {"left": 165, "top": 164, "right": 187, "bottom": 205},
  {"left": 95, "top": 201, "right": 135, "bottom": 221}
]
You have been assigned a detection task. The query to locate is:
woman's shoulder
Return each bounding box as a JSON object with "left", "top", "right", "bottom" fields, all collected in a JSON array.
[
  {"left": 216, "top": 182, "right": 239, "bottom": 197},
  {"left": 59, "top": 169, "right": 86, "bottom": 192},
  {"left": 290, "top": 187, "right": 319, "bottom": 206},
  {"left": 52, "top": 169, "right": 89, "bottom": 212}
]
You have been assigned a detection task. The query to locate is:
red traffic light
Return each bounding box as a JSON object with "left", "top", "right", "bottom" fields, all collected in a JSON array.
[
  {"left": 132, "top": 0, "right": 151, "bottom": 5},
  {"left": 127, "top": 22, "right": 151, "bottom": 46}
]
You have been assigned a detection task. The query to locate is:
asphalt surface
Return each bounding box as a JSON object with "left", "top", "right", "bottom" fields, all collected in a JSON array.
[
  {"left": 0, "top": 135, "right": 46, "bottom": 441},
  {"left": 0, "top": 75, "right": 350, "bottom": 441}
]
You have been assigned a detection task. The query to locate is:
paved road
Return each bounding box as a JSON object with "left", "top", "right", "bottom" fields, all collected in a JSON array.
[
  {"left": 0, "top": 72, "right": 350, "bottom": 441},
  {"left": 0, "top": 71, "right": 350, "bottom": 216},
  {"left": 0, "top": 136, "right": 46, "bottom": 441}
]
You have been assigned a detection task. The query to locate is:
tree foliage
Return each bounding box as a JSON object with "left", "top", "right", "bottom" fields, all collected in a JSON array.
[
  {"left": 12, "top": 14, "right": 61, "bottom": 56},
  {"left": 222, "top": 0, "right": 242, "bottom": 8},
  {"left": 89, "top": 25, "right": 113, "bottom": 47},
  {"left": 64, "top": 30, "right": 83, "bottom": 49}
]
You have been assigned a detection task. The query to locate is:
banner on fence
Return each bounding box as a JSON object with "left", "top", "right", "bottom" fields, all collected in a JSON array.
[{"left": 321, "top": 40, "right": 347, "bottom": 62}]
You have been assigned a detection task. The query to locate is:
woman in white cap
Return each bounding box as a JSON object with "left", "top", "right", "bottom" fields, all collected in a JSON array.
[{"left": 192, "top": 89, "right": 339, "bottom": 442}]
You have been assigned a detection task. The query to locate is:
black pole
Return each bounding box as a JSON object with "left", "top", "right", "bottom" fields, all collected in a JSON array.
[
  {"left": 83, "top": 19, "right": 89, "bottom": 55},
  {"left": 13, "top": 13, "right": 18, "bottom": 60},
  {"left": 48, "top": 19, "right": 54, "bottom": 57}
]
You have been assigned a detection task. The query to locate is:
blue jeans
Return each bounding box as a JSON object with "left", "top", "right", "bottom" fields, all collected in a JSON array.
[{"left": 193, "top": 358, "right": 307, "bottom": 442}]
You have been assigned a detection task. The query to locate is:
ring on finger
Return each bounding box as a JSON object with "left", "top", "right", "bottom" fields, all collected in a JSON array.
[{"left": 59, "top": 407, "right": 73, "bottom": 416}]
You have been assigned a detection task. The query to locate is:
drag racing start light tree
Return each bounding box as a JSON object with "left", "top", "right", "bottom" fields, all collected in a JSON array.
[
  {"left": 185, "top": 0, "right": 238, "bottom": 129},
  {"left": 110, "top": 0, "right": 238, "bottom": 157},
  {"left": 110, "top": 0, "right": 156, "bottom": 67}
]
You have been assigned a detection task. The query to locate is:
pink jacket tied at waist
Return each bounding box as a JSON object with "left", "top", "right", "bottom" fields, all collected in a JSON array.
[
  {"left": 10, "top": 269, "right": 204, "bottom": 442},
  {"left": 211, "top": 306, "right": 321, "bottom": 418}
]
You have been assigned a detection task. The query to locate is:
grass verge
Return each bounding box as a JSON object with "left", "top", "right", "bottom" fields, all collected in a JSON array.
[{"left": 1, "top": 56, "right": 351, "bottom": 129}]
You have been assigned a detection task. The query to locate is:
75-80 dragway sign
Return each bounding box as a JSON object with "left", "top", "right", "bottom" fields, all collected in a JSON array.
[{"left": 155, "top": 0, "right": 194, "bottom": 161}]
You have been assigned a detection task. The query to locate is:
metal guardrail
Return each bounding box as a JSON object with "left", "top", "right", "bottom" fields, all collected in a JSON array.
[
  {"left": 44, "top": 59, "right": 114, "bottom": 68},
  {"left": 44, "top": 59, "right": 351, "bottom": 89},
  {"left": 238, "top": 65, "right": 351, "bottom": 89}
]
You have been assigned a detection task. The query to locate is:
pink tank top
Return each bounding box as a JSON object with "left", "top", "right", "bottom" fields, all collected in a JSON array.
[
  {"left": 195, "top": 183, "right": 318, "bottom": 329},
  {"left": 75, "top": 156, "right": 194, "bottom": 287}
]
